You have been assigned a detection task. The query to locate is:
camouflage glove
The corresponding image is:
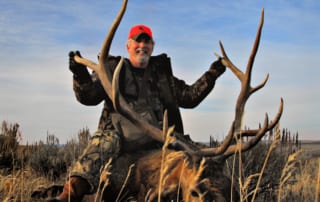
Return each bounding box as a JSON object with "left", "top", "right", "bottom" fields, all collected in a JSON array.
[
  {"left": 69, "top": 51, "right": 91, "bottom": 84},
  {"left": 209, "top": 58, "right": 226, "bottom": 78}
]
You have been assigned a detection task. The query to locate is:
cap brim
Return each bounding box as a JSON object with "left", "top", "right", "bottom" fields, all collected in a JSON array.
[{"left": 132, "top": 33, "right": 152, "bottom": 41}]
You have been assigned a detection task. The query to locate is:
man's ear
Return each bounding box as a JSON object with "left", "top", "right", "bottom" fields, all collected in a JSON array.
[{"left": 126, "top": 40, "right": 131, "bottom": 51}]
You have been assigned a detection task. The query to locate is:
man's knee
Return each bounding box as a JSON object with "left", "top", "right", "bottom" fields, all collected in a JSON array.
[{"left": 69, "top": 130, "right": 121, "bottom": 191}]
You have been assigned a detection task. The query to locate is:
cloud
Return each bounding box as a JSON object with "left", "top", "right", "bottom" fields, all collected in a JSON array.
[{"left": 0, "top": 0, "right": 319, "bottom": 143}]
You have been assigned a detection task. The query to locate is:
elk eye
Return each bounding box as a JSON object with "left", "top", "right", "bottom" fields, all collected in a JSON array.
[{"left": 191, "top": 189, "right": 199, "bottom": 198}]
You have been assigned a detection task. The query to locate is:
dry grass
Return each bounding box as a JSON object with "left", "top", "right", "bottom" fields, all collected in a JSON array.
[
  {"left": 1, "top": 150, "right": 319, "bottom": 202},
  {"left": 0, "top": 169, "right": 53, "bottom": 202},
  {"left": 241, "top": 124, "right": 281, "bottom": 201},
  {"left": 277, "top": 150, "right": 302, "bottom": 201},
  {"left": 1, "top": 120, "right": 320, "bottom": 201},
  {"left": 95, "top": 158, "right": 112, "bottom": 202},
  {"left": 279, "top": 156, "right": 320, "bottom": 201},
  {"left": 225, "top": 128, "right": 320, "bottom": 202}
]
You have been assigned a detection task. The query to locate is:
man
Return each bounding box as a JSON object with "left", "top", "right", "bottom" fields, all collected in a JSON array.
[{"left": 50, "top": 24, "right": 226, "bottom": 201}]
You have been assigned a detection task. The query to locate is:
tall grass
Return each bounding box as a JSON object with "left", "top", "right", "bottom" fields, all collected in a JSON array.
[
  {"left": 0, "top": 120, "right": 319, "bottom": 201},
  {"left": 250, "top": 124, "right": 281, "bottom": 201}
]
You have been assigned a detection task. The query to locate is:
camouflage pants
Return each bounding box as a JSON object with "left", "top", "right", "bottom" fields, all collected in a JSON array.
[{"left": 69, "top": 129, "right": 121, "bottom": 193}]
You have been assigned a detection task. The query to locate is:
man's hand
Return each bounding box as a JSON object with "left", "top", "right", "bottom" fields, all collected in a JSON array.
[
  {"left": 68, "top": 51, "right": 91, "bottom": 83},
  {"left": 209, "top": 58, "right": 226, "bottom": 78},
  {"left": 69, "top": 51, "right": 87, "bottom": 74}
]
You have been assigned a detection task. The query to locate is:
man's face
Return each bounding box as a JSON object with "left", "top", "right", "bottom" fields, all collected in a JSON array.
[{"left": 127, "top": 34, "right": 154, "bottom": 68}]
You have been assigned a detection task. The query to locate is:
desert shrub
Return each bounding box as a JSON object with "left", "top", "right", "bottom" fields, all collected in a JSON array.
[
  {"left": 63, "top": 127, "right": 91, "bottom": 164},
  {"left": 29, "top": 134, "right": 67, "bottom": 180},
  {"left": 28, "top": 128, "right": 91, "bottom": 181},
  {"left": 0, "top": 121, "right": 21, "bottom": 169},
  {"left": 77, "top": 127, "right": 91, "bottom": 149}
]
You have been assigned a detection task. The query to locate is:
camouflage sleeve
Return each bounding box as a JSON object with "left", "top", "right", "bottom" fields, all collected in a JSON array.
[
  {"left": 73, "top": 72, "right": 108, "bottom": 106},
  {"left": 174, "top": 62, "right": 225, "bottom": 108},
  {"left": 72, "top": 55, "right": 121, "bottom": 106}
]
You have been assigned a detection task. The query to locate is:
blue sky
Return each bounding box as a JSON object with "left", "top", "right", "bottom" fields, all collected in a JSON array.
[{"left": 1, "top": 0, "right": 319, "bottom": 144}]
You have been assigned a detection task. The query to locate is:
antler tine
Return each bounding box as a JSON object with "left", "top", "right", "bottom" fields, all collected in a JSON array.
[
  {"left": 111, "top": 56, "right": 124, "bottom": 111},
  {"left": 246, "top": 8, "right": 264, "bottom": 78},
  {"left": 235, "top": 98, "right": 283, "bottom": 138},
  {"left": 216, "top": 42, "right": 244, "bottom": 82},
  {"left": 73, "top": 0, "right": 128, "bottom": 99},
  {"left": 199, "top": 98, "right": 283, "bottom": 157},
  {"left": 73, "top": 56, "right": 99, "bottom": 71},
  {"left": 246, "top": 8, "right": 267, "bottom": 97},
  {"left": 162, "top": 110, "right": 169, "bottom": 137},
  {"left": 250, "top": 73, "right": 269, "bottom": 95},
  {"left": 112, "top": 58, "right": 164, "bottom": 142},
  {"left": 266, "top": 98, "right": 284, "bottom": 130},
  {"left": 222, "top": 98, "right": 283, "bottom": 158},
  {"left": 98, "top": 0, "right": 128, "bottom": 99},
  {"left": 222, "top": 112, "right": 270, "bottom": 158},
  {"left": 198, "top": 122, "right": 235, "bottom": 157},
  {"left": 217, "top": 7, "right": 264, "bottom": 84}
]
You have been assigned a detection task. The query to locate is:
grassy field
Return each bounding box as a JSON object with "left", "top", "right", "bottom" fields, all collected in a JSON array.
[
  {"left": 278, "top": 140, "right": 320, "bottom": 202},
  {"left": 0, "top": 142, "right": 318, "bottom": 201},
  {"left": 0, "top": 121, "right": 319, "bottom": 201},
  {"left": 300, "top": 141, "right": 320, "bottom": 159}
]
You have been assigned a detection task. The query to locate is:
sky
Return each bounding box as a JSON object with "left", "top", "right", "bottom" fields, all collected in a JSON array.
[{"left": 0, "top": 0, "right": 319, "bottom": 144}]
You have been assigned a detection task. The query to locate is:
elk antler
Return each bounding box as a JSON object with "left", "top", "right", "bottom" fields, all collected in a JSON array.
[
  {"left": 73, "top": 4, "right": 282, "bottom": 159},
  {"left": 106, "top": 7, "right": 283, "bottom": 158},
  {"left": 199, "top": 8, "right": 283, "bottom": 158},
  {"left": 73, "top": 0, "right": 164, "bottom": 143}
]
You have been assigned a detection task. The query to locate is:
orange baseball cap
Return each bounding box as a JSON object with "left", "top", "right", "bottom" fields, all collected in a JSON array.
[{"left": 128, "top": 24, "right": 153, "bottom": 40}]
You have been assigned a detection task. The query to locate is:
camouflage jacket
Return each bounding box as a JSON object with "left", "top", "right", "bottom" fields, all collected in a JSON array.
[{"left": 73, "top": 53, "right": 224, "bottom": 135}]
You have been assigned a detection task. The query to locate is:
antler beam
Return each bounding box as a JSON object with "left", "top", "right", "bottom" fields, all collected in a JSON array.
[{"left": 200, "top": 8, "right": 283, "bottom": 158}]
